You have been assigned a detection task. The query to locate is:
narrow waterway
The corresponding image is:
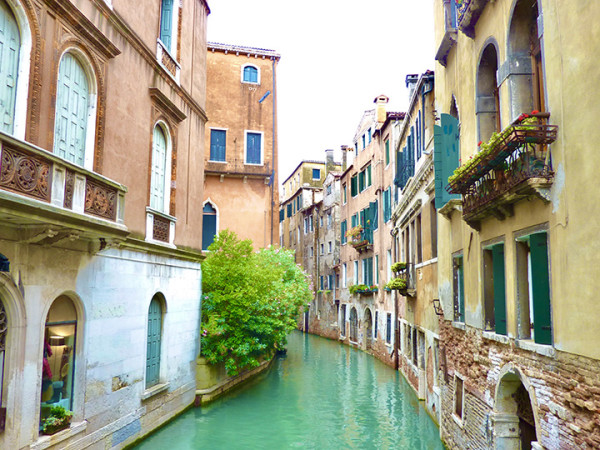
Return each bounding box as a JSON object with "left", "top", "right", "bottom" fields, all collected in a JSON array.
[{"left": 134, "top": 331, "right": 444, "bottom": 449}]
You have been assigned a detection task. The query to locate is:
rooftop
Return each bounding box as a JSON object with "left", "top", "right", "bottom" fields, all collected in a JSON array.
[{"left": 208, "top": 42, "right": 281, "bottom": 60}]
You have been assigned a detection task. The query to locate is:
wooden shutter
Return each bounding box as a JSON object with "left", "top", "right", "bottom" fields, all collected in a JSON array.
[
  {"left": 287, "top": 203, "right": 292, "bottom": 217},
  {"left": 146, "top": 297, "right": 162, "bottom": 388},
  {"left": 530, "top": 233, "right": 552, "bottom": 345},
  {"left": 54, "top": 54, "right": 89, "bottom": 166},
  {"left": 279, "top": 209, "right": 284, "bottom": 222},
  {"left": 359, "top": 170, "right": 365, "bottom": 192},
  {"left": 246, "top": 132, "right": 261, "bottom": 164},
  {"left": 341, "top": 220, "right": 347, "bottom": 244},
  {"left": 434, "top": 114, "right": 461, "bottom": 209},
  {"left": 351, "top": 175, "right": 358, "bottom": 197},
  {"left": 210, "top": 129, "right": 226, "bottom": 161},
  {"left": 160, "top": 0, "right": 174, "bottom": 51},
  {"left": 385, "top": 140, "right": 390, "bottom": 165},
  {"left": 492, "top": 244, "right": 507, "bottom": 335},
  {"left": 150, "top": 126, "right": 167, "bottom": 211},
  {"left": 0, "top": 2, "right": 20, "bottom": 134},
  {"left": 370, "top": 200, "right": 378, "bottom": 231},
  {"left": 366, "top": 165, "right": 372, "bottom": 187}
]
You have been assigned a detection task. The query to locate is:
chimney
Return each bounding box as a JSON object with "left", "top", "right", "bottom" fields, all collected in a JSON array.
[
  {"left": 341, "top": 145, "right": 349, "bottom": 171},
  {"left": 325, "top": 149, "right": 334, "bottom": 176},
  {"left": 374, "top": 95, "right": 389, "bottom": 124},
  {"left": 406, "top": 74, "right": 419, "bottom": 100}
]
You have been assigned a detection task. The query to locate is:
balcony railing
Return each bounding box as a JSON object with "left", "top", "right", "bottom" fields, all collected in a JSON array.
[
  {"left": 348, "top": 226, "right": 373, "bottom": 253},
  {"left": 0, "top": 131, "right": 127, "bottom": 235},
  {"left": 205, "top": 159, "right": 272, "bottom": 179},
  {"left": 447, "top": 113, "right": 558, "bottom": 225},
  {"left": 387, "top": 262, "right": 416, "bottom": 297}
]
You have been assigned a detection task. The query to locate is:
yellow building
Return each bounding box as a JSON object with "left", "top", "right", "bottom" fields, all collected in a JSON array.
[
  {"left": 433, "top": 0, "right": 600, "bottom": 448},
  {"left": 203, "top": 43, "right": 280, "bottom": 250}
]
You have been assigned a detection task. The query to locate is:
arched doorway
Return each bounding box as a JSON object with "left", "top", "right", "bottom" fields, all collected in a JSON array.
[
  {"left": 494, "top": 366, "right": 540, "bottom": 450},
  {"left": 364, "top": 308, "right": 373, "bottom": 350},
  {"left": 41, "top": 296, "right": 77, "bottom": 418},
  {"left": 476, "top": 42, "right": 500, "bottom": 143},
  {"left": 349, "top": 307, "right": 358, "bottom": 342}
]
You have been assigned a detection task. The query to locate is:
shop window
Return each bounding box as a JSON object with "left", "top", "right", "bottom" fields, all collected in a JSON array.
[{"left": 41, "top": 296, "right": 77, "bottom": 422}]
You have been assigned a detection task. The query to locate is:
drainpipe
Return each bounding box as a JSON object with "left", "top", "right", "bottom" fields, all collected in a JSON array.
[
  {"left": 392, "top": 227, "right": 399, "bottom": 371},
  {"left": 270, "top": 57, "right": 276, "bottom": 245}
]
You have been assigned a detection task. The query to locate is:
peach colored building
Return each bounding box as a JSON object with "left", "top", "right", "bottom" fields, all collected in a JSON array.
[{"left": 203, "top": 42, "right": 280, "bottom": 250}]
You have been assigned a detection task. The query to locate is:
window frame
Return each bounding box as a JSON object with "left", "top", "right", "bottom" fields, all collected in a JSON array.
[
  {"left": 241, "top": 64, "right": 260, "bottom": 84},
  {"left": 244, "top": 130, "right": 264, "bottom": 165},
  {"left": 149, "top": 121, "right": 173, "bottom": 214},
  {"left": 158, "top": 0, "right": 180, "bottom": 58},
  {"left": 209, "top": 128, "right": 227, "bottom": 162}
]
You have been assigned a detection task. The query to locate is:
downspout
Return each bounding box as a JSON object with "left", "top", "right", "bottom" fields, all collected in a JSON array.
[
  {"left": 392, "top": 228, "right": 399, "bottom": 371},
  {"left": 270, "top": 57, "right": 277, "bottom": 245}
]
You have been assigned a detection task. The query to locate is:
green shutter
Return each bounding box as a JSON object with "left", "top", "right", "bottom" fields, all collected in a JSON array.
[
  {"left": 366, "top": 165, "right": 372, "bottom": 187},
  {"left": 385, "top": 140, "right": 390, "bottom": 165},
  {"left": 279, "top": 209, "right": 284, "bottom": 222},
  {"left": 434, "top": 114, "right": 461, "bottom": 209},
  {"left": 351, "top": 214, "right": 357, "bottom": 228},
  {"left": 359, "top": 171, "right": 365, "bottom": 192},
  {"left": 351, "top": 175, "right": 358, "bottom": 197},
  {"left": 0, "top": 2, "right": 20, "bottom": 135},
  {"left": 492, "top": 244, "right": 507, "bottom": 335},
  {"left": 341, "top": 220, "right": 347, "bottom": 244},
  {"left": 371, "top": 200, "right": 378, "bottom": 230},
  {"left": 530, "top": 233, "right": 552, "bottom": 345},
  {"left": 160, "top": 0, "right": 174, "bottom": 51},
  {"left": 287, "top": 203, "right": 292, "bottom": 217},
  {"left": 146, "top": 297, "right": 162, "bottom": 387},
  {"left": 457, "top": 257, "right": 465, "bottom": 322}
]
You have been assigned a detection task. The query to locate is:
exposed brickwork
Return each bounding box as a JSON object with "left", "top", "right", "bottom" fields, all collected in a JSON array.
[{"left": 439, "top": 319, "right": 600, "bottom": 449}]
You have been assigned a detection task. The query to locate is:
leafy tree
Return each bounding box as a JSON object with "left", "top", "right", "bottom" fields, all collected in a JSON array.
[{"left": 201, "top": 230, "right": 311, "bottom": 375}]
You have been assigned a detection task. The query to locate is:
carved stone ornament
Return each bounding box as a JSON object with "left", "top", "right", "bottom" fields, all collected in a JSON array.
[
  {"left": 152, "top": 215, "right": 170, "bottom": 243},
  {"left": 84, "top": 179, "right": 117, "bottom": 220},
  {"left": 0, "top": 146, "right": 51, "bottom": 202},
  {"left": 161, "top": 50, "right": 178, "bottom": 78},
  {"left": 64, "top": 170, "right": 74, "bottom": 209}
]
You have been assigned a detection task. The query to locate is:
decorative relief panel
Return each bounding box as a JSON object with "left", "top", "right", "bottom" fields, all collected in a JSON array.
[
  {"left": 64, "top": 169, "right": 74, "bottom": 209},
  {"left": 84, "top": 179, "right": 117, "bottom": 220},
  {"left": 0, "top": 146, "right": 51, "bottom": 202},
  {"left": 153, "top": 215, "right": 170, "bottom": 242},
  {"left": 161, "top": 51, "right": 178, "bottom": 78}
]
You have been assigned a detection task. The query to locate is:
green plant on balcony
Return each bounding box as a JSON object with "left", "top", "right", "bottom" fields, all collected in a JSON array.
[
  {"left": 391, "top": 262, "right": 407, "bottom": 273},
  {"left": 386, "top": 277, "right": 407, "bottom": 291},
  {"left": 346, "top": 225, "right": 363, "bottom": 239},
  {"left": 349, "top": 284, "right": 367, "bottom": 295}
]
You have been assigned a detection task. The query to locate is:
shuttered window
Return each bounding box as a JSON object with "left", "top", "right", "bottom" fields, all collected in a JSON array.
[
  {"left": 54, "top": 53, "right": 90, "bottom": 167},
  {"left": 434, "top": 113, "right": 461, "bottom": 209},
  {"left": 341, "top": 220, "right": 347, "bottom": 245},
  {"left": 150, "top": 125, "right": 168, "bottom": 212},
  {"left": 287, "top": 203, "right": 292, "bottom": 218},
  {"left": 246, "top": 132, "right": 262, "bottom": 164},
  {"left": 350, "top": 175, "right": 358, "bottom": 197},
  {"left": 0, "top": 2, "right": 20, "bottom": 134},
  {"left": 243, "top": 65, "right": 258, "bottom": 83},
  {"left": 210, "top": 129, "right": 226, "bottom": 161},
  {"left": 160, "top": 0, "right": 174, "bottom": 52},
  {"left": 530, "top": 232, "right": 552, "bottom": 345},
  {"left": 279, "top": 209, "right": 284, "bottom": 222},
  {"left": 385, "top": 140, "right": 390, "bottom": 166},
  {"left": 358, "top": 170, "right": 365, "bottom": 192},
  {"left": 146, "top": 297, "right": 163, "bottom": 388},
  {"left": 492, "top": 244, "right": 507, "bottom": 335}
]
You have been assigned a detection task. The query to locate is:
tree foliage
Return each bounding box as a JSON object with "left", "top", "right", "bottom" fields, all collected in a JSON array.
[{"left": 201, "top": 230, "right": 311, "bottom": 375}]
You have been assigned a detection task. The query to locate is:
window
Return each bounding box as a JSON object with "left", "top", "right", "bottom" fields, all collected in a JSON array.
[
  {"left": 304, "top": 217, "right": 309, "bottom": 234},
  {"left": 328, "top": 275, "right": 334, "bottom": 291},
  {"left": 342, "top": 183, "right": 347, "bottom": 204},
  {"left": 328, "top": 241, "right": 332, "bottom": 253},
  {"left": 483, "top": 242, "right": 506, "bottom": 335},
  {"left": 340, "top": 305, "right": 347, "bottom": 337},
  {"left": 41, "top": 296, "right": 77, "bottom": 419},
  {"left": 279, "top": 209, "right": 284, "bottom": 222},
  {"left": 453, "top": 255, "right": 465, "bottom": 322},
  {"left": 286, "top": 203, "right": 292, "bottom": 218},
  {"left": 349, "top": 307, "right": 358, "bottom": 342},
  {"left": 245, "top": 131, "right": 263, "bottom": 165},
  {"left": 354, "top": 261, "right": 359, "bottom": 284},
  {"left": 341, "top": 220, "right": 347, "bottom": 245},
  {"left": 362, "top": 257, "right": 373, "bottom": 286},
  {"left": 327, "top": 212, "right": 332, "bottom": 228},
  {"left": 309, "top": 246, "right": 313, "bottom": 257},
  {"left": 516, "top": 231, "right": 552, "bottom": 344},
  {"left": 375, "top": 255, "right": 379, "bottom": 284},
  {"left": 358, "top": 171, "right": 365, "bottom": 192},
  {"left": 383, "top": 188, "right": 392, "bottom": 223},
  {"left": 385, "top": 313, "right": 392, "bottom": 344},
  {"left": 202, "top": 202, "right": 217, "bottom": 250},
  {"left": 320, "top": 243, "right": 324, "bottom": 255},
  {"left": 387, "top": 250, "right": 392, "bottom": 282},
  {"left": 374, "top": 311, "right": 379, "bottom": 339},
  {"left": 416, "top": 214, "right": 422, "bottom": 263},
  {"left": 312, "top": 168, "right": 321, "bottom": 180},
  {"left": 159, "top": 0, "right": 178, "bottom": 55},
  {"left": 454, "top": 375, "right": 464, "bottom": 420},
  {"left": 385, "top": 139, "right": 390, "bottom": 166},
  {"left": 366, "top": 165, "right": 372, "bottom": 188},
  {"left": 310, "top": 215, "right": 314, "bottom": 232},
  {"left": 242, "top": 65, "right": 259, "bottom": 84},
  {"left": 326, "top": 184, "right": 332, "bottom": 195},
  {"left": 368, "top": 128, "right": 372, "bottom": 144},
  {"left": 362, "top": 134, "right": 366, "bottom": 149},
  {"left": 54, "top": 51, "right": 96, "bottom": 169},
  {"left": 342, "top": 263, "right": 347, "bottom": 288},
  {"left": 320, "top": 276, "right": 324, "bottom": 290},
  {"left": 146, "top": 295, "right": 163, "bottom": 388},
  {"left": 477, "top": 43, "right": 500, "bottom": 142},
  {"left": 150, "top": 123, "right": 171, "bottom": 213},
  {"left": 350, "top": 175, "right": 358, "bottom": 197},
  {"left": 209, "top": 129, "right": 226, "bottom": 161},
  {"left": 431, "top": 202, "right": 438, "bottom": 258}
]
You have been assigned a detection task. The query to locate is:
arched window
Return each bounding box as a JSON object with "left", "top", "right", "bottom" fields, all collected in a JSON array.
[
  {"left": 476, "top": 43, "right": 500, "bottom": 143},
  {"left": 146, "top": 295, "right": 163, "bottom": 388},
  {"left": 202, "top": 201, "right": 217, "bottom": 250},
  {"left": 0, "top": 2, "right": 21, "bottom": 134},
  {"left": 41, "top": 296, "right": 77, "bottom": 418},
  {"left": 242, "top": 65, "right": 259, "bottom": 84},
  {"left": 53, "top": 52, "right": 96, "bottom": 169},
  {"left": 150, "top": 124, "right": 171, "bottom": 213}
]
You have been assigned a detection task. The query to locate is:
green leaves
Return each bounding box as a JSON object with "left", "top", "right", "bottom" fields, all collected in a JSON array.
[{"left": 201, "top": 230, "right": 311, "bottom": 376}]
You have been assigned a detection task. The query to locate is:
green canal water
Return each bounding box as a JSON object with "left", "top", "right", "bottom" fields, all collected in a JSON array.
[{"left": 133, "top": 331, "right": 444, "bottom": 449}]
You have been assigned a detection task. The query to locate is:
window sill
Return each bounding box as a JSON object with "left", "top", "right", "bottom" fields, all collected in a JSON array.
[
  {"left": 32, "top": 421, "right": 88, "bottom": 450},
  {"left": 515, "top": 339, "right": 555, "bottom": 358},
  {"left": 208, "top": 159, "right": 227, "bottom": 164},
  {"left": 241, "top": 81, "right": 260, "bottom": 86},
  {"left": 482, "top": 331, "right": 510, "bottom": 345},
  {"left": 244, "top": 162, "right": 264, "bottom": 166},
  {"left": 452, "top": 413, "right": 464, "bottom": 428},
  {"left": 451, "top": 321, "right": 466, "bottom": 330},
  {"left": 141, "top": 382, "right": 170, "bottom": 401}
]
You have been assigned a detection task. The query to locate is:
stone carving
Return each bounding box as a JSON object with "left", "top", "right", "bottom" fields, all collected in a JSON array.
[
  {"left": 84, "top": 179, "right": 117, "bottom": 220},
  {"left": 64, "top": 170, "right": 74, "bottom": 209},
  {"left": 0, "top": 146, "right": 51, "bottom": 201},
  {"left": 153, "top": 215, "right": 170, "bottom": 242},
  {"left": 161, "top": 51, "right": 177, "bottom": 77}
]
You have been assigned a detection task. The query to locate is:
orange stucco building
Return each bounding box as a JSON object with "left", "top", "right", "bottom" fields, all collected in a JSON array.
[{"left": 203, "top": 42, "right": 280, "bottom": 249}]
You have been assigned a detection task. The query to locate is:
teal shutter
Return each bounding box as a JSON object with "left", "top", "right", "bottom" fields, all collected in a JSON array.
[
  {"left": 287, "top": 203, "right": 292, "bottom": 217},
  {"left": 531, "top": 233, "right": 552, "bottom": 345},
  {"left": 370, "top": 200, "right": 378, "bottom": 230},
  {"left": 0, "top": 2, "right": 20, "bottom": 134},
  {"left": 279, "top": 209, "right": 284, "bottom": 222},
  {"left": 358, "top": 170, "right": 365, "bottom": 192},
  {"left": 341, "top": 220, "right": 347, "bottom": 244},
  {"left": 146, "top": 297, "right": 162, "bottom": 387},
  {"left": 246, "top": 132, "right": 261, "bottom": 164},
  {"left": 385, "top": 140, "right": 390, "bottom": 165},
  {"left": 368, "top": 257, "right": 373, "bottom": 286},
  {"left": 160, "top": 0, "right": 174, "bottom": 51},
  {"left": 150, "top": 126, "right": 167, "bottom": 211},
  {"left": 351, "top": 214, "right": 357, "bottom": 228},
  {"left": 351, "top": 175, "right": 358, "bottom": 197},
  {"left": 434, "top": 114, "right": 461, "bottom": 209},
  {"left": 366, "top": 165, "right": 372, "bottom": 187},
  {"left": 210, "top": 129, "right": 226, "bottom": 161},
  {"left": 54, "top": 54, "right": 89, "bottom": 166},
  {"left": 492, "top": 244, "right": 507, "bottom": 335}
]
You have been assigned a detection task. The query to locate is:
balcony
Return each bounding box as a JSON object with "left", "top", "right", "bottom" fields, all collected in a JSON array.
[
  {"left": 0, "top": 131, "right": 127, "bottom": 242},
  {"left": 457, "top": 0, "right": 490, "bottom": 38},
  {"left": 386, "top": 262, "right": 416, "bottom": 297},
  {"left": 347, "top": 226, "right": 373, "bottom": 254},
  {"left": 205, "top": 159, "right": 272, "bottom": 181},
  {"left": 447, "top": 113, "right": 558, "bottom": 228}
]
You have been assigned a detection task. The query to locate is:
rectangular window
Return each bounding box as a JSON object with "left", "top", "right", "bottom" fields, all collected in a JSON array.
[
  {"left": 320, "top": 276, "right": 324, "bottom": 290},
  {"left": 483, "top": 243, "right": 507, "bottom": 335},
  {"left": 358, "top": 170, "right": 365, "bottom": 192},
  {"left": 279, "top": 209, "right": 284, "bottom": 222},
  {"left": 320, "top": 244, "right": 324, "bottom": 255},
  {"left": 304, "top": 217, "right": 309, "bottom": 234},
  {"left": 209, "top": 129, "right": 226, "bottom": 161},
  {"left": 386, "top": 313, "right": 392, "bottom": 344},
  {"left": 340, "top": 305, "right": 347, "bottom": 337},
  {"left": 375, "top": 255, "right": 379, "bottom": 284},
  {"left": 362, "top": 134, "right": 366, "bottom": 149},
  {"left": 453, "top": 255, "right": 465, "bottom": 322},
  {"left": 245, "top": 131, "right": 262, "bottom": 164},
  {"left": 310, "top": 215, "right": 314, "bottom": 232},
  {"left": 341, "top": 220, "right": 347, "bottom": 245},
  {"left": 343, "top": 183, "right": 347, "bottom": 204},
  {"left": 312, "top": 168, "right": 321, "bottom": 180},
  {"left": 328, "top": 241, "right": 332, "bottom": 253},
  {"left": 326, "top": 184, "right": 332, "bottom": 195},
  {"left": 416, "top": 213, "right": 422, "bottom": 263},
  {"left": 385, "top": 139, "right": 390, "bottom": 166},
  {"left": 454, "top": 376, "right": 464, "bottom": 420},
  {"left": 342, "top": 263, "right": 347, "bottom": 288},
  {"left": 430, "top": 202, "right": 438, "bottom": 258},
  {"left": 351, "top": 175, "right": 358, "bottom": 197},
  {"left": 354, "top": 261, "right": 359, "bottom": 284},
  {"left": 387, "top": 250, "right": 392, "bottom": 282},
  {"left": 327, "top": 212, "right": 332, "bottom": 228},
  {"left": 412, "top": 327, "right": 418, "bottom": 366},
  {"left": 310, "top": 246, "right": 314, "bottom": 257},
  {"left": 368, "top": 129, "right": 372, "bottom": 143},
  {"left": 328, "top": 274, "right": 334, "bottom": 290},
  {"left": 287, "top": 203, "right": 292, "bottom": 218},
  {"left": 366, "top": 165, "right": 372, "bottom": 188}
]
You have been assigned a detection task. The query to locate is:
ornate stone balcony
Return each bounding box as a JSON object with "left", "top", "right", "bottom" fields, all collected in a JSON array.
[
  {"left": 204, "top": 159, "right": 273, "bottom": 181},
  {"left": 457, "top": 0, "right": 490, "bottom": 38},
  {"left": 0, "top": 131, "right": 127, "bottom": 242},
  {"left": 447, "top": 114, "right": 558, "bottom": 229}
]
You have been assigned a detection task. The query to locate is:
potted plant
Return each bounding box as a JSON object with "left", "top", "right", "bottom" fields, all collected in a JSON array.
[
  {"left": 41, "top": 405, "right": 72, "bottom": 435},
  {"left": 386, "top": 277, "right": 407, "bottom": 291},
  {"left": 391, "top": 262, "right": 406, "bottom": 273}
]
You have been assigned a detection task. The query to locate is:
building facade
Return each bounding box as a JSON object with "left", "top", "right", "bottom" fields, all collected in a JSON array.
[
  {"left": 0, "top": 0, "right": 208, "bottom": 448},
  {"left": 203, "top": 42, "right": 280, "bottom": 250},
  {"left": 434, "top": 0, "right": 600, "bottom": 448}
]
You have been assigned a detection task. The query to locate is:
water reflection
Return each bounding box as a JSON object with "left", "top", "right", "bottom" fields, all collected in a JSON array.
[{"left": 134, "top": 331, "right": 444, "bottom": 449}]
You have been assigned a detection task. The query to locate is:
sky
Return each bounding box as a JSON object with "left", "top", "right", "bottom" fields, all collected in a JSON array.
[{"left": 206, "top": 0, "right": 436, "bottom": 181}]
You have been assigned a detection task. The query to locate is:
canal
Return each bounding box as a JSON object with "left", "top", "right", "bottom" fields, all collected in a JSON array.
[{"left": 133, "top": 331, "right": 444, "bottom": 449}]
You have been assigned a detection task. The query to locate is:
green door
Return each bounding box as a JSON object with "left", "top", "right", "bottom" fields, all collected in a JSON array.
[
  {"left": 0, "top": 1, "right": 20, "bottom": 134},
  {"left": 146, "top": 297, "right": 162, "bottom": 388},
  {"left": 54, "top": 53, "right": 89, "bottom": 166}
]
